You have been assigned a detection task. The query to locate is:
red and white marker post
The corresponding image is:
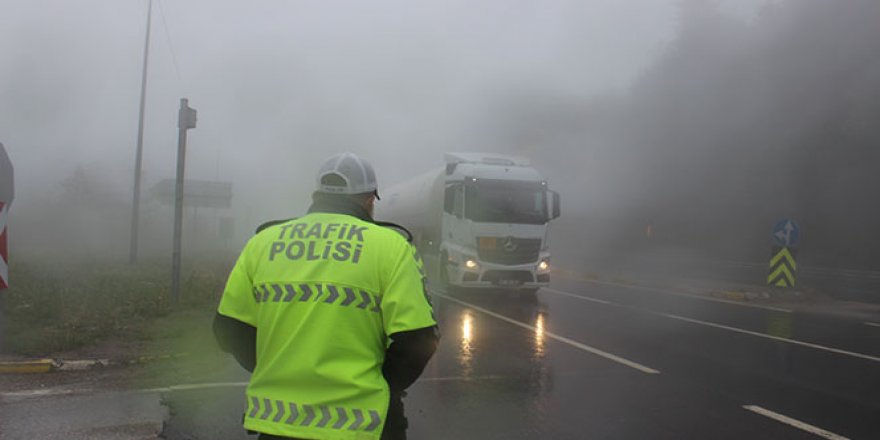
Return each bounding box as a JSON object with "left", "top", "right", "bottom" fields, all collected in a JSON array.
[
  {"left": 0, "top": 142, "right": 11, "bottom": 355},
  {"left": 0, "top": 201, "right": 7, "bottom": 289},
  {"left": 0, "top": 142, "right": 13, "bottom": 290}
]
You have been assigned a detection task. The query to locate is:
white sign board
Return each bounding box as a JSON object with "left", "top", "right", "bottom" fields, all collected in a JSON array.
[{"left": 151, "top": 179, "right": 232, "bottom": 209}]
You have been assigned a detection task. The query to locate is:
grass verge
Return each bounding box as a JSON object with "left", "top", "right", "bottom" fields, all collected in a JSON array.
[
  {"left": 125, "top": 307, "right": 235, "bottom": 388},
  {"left": 2, "top": 256, "right": 229, "bottom": 357}
]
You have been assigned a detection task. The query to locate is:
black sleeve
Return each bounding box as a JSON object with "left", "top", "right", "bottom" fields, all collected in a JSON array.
[
  {"left": 382, "top": 325, "right": 440, "bottom": 393},
  {"left": 212, "top": 313, "right": 257, "bottom": 372}
]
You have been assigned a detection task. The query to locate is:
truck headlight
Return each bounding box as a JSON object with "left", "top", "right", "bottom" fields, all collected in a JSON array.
[
  {"left": 464, "top": 259, "right": 479, "bottom": 270},
  {"left": 537, "top": 259, "right": 550, "bottom": 272}
]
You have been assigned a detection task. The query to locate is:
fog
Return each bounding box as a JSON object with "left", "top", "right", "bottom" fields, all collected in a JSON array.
[
  {"left": 549, "top": 0, "right": 880, "bottom": 272},
  {"left": 5, "top": 0, "right": 877, "bottom": 275}
]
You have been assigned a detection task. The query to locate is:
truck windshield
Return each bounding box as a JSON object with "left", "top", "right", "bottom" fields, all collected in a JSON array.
[{"left": 465, "top": 180, "right": 548, "bottom": 224}]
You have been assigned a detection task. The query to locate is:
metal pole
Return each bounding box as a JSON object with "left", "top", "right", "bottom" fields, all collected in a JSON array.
[
  {"left": 171, "top": 104, "right": 187, "bottom": 306},
  {"left": 171, "top": 98, "right": 196, "bottom": 306},
  {"left": 130, "top": 0, "right": 152, "bottom": 264}
]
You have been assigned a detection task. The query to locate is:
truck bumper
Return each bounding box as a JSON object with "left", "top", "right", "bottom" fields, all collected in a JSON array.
[{"left": 448, "top": 262, "right": 550, "bottom": 290}]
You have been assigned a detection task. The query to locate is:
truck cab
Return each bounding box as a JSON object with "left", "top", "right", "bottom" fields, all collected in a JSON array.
[{"left": 438, "top": 153, "right": 560, "bottom": 291}]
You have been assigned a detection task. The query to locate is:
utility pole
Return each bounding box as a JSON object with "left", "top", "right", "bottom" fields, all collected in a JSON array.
[
  {"left": 171, "top": 98, "right": 197, "bottom": 306},
  {"left": 129, "top": 0, "right": 152, "bottom": 264}
]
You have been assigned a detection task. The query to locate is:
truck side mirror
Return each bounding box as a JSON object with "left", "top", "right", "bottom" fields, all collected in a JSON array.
[{"left": 551, "top": 191, "right": 560, "bottom": 220}]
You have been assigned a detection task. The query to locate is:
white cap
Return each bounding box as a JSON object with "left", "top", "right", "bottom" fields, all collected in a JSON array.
[{"left": 316, "top": 152, "right": 379, "bottom": 198}]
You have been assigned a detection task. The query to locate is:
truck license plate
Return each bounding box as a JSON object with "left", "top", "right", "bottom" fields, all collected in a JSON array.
[
  {"left": 479, "top": 237, "right": 497, "bottom": 249},
  {"left": 498, "top": 279, "right": 523, "bottom": 286}
]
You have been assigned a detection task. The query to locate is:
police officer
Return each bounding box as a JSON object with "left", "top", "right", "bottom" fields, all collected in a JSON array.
[{"left": 214, "top": 152, "right": 439, "bottom": 440}]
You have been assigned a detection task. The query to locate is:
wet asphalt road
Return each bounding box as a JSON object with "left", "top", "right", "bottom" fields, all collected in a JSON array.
[{"left": 161, "top": 276, "right": 880, "bottom": 440}]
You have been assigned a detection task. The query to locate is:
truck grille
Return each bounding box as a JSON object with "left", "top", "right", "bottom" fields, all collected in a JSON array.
[{"left": 476, "top": 237, "right": 541, "bottom": 265}]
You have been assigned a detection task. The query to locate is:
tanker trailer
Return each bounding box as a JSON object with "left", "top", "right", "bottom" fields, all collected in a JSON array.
[{"left": 377, "top": 152, "right": 560, "bottom": 292}]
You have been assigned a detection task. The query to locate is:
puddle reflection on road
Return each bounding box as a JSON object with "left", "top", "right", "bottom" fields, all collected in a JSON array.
[{"left": 459, "top": 310, "right": 475, "bottom": 377}]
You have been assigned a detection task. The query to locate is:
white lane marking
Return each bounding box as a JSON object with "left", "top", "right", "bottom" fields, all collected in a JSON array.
[
  {"left": 141, "top": 381, "right": 249, "bottom": 393},
  {"left": 865, "top": 322, "right": 880, "bottom": 328},
  {"left": 0, "top": 388, "right": 93, "bottom": 399},
  {"left": 433, "top": 291, "right": 660, "bottom": 374},
  {"left": 542, "top": 287, "right": 880, "bottom": 363},
  {"left": 743, "top": 405, "right": 850, "bottom": 440},
  {"left": 665, "top": 313, "right": 880, "bottom": 363},
  {"left": 2, "top": 375, "right": 518, "bottom": 399},
  {"left": 1, "top": 376, "right": 522, "bottom": 401},
  {"left": 138, "top": 376, "right": 514, "bottom": 394},
  {"left": 566, "top": 277, "right": 792, "bottom": 313},
  {"left": 542, "top": 287, "right": 611, "bottom": 304},
  {"left": 0, "top": 383, "right": 249, "bottom": 400}
]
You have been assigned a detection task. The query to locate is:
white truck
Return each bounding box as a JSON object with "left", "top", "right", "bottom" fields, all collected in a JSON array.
[{"left": 378, "top": 153, "right": 560, "bottom": 292}]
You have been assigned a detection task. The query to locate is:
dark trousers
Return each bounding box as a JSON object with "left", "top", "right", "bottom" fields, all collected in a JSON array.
[
  {"left": 383, "top": 392, "right": 408, "bottom": 440},
  {"left": 256, "top": 393, "right": 407, "bottom": 440}
]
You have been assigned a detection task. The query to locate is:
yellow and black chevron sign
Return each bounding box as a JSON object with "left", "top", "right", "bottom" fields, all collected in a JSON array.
[{"left": 768, "top": 246, "right": 797, "bottom": 288}]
